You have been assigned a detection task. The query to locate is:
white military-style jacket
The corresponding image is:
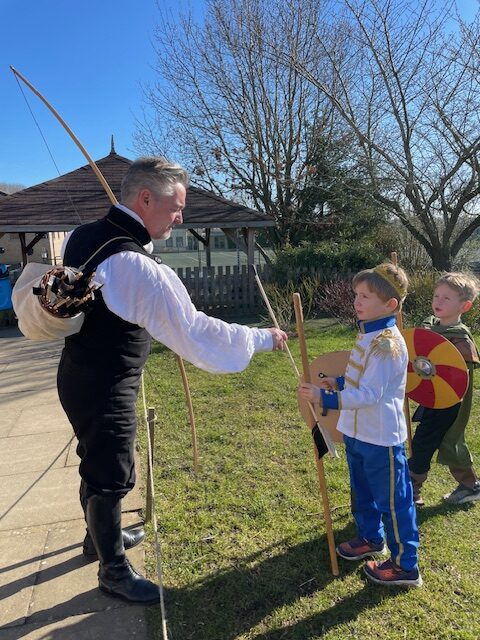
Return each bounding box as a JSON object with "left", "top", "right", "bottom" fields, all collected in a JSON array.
[{"left": 323, "top": 316, "right": 408, "bottom": 447}]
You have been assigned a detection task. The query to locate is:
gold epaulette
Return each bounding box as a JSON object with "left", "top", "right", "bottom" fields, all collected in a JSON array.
[{"left": 370, "top": 329, "right": 402, "bottom": 360}]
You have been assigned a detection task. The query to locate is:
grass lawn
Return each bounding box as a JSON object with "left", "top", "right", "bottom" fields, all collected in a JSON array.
[{"left": 138, "top": 321, "right": 480, "bottom": 640}]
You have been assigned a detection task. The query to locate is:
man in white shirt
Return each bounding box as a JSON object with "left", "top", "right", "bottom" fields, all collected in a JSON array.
[{"left": 57, "top": 157, "right": 287, "bottom": 604}]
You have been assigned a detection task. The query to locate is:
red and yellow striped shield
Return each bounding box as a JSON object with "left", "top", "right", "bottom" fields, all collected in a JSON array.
[{"left": 402, "top": 328, "right": 468, "bottom": 409}]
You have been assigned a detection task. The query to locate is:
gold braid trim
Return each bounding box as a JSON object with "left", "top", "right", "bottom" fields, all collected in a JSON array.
[
  {"left": 370, "top": 329, "right": 403, "bottom": 359},
  {"left": 373, "top": 265, "right": 407, "bottom": 299}
]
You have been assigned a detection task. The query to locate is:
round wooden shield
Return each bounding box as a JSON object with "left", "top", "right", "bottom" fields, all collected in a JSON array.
[
  {"left": 402, "top": 328, "right": 468, "bottom": 409},
  {"left": 297, "top": 350, "right": 350, "bottom": 443}
]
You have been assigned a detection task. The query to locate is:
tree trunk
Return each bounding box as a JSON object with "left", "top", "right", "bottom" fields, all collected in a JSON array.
[{"left": 429, "top": 247, "right": 452, "bottom": 271}]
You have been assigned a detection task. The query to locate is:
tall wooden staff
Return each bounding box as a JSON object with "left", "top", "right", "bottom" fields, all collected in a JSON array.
[
  {"left": 390, "top": 252, "right": 413, "bottom": 455},
  {"left": 293, "top": 293, "right": 339, "bottom": 576},
  {"left": 175, "top": 355, "right": 199, "bottom": 472}
]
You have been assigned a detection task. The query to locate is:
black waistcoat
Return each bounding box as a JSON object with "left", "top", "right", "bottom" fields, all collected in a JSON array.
[{"left": 63, "top": 206, "right": 154, "bottom": 373}]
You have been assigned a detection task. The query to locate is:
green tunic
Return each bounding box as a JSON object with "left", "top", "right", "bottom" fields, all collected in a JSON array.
[{"left": 421, "top": 316, "right": 480, "bottom": 468}]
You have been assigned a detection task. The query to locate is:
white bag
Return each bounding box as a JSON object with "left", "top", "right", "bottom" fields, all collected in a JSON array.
[
  {"left": 11, "top": 236, "right": 132, "bottom": 341},
  {"left": 12, "top": 263, "right": 85, "bottom": 340}
]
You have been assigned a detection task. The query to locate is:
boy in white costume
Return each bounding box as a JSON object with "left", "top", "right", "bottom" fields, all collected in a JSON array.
[{"left": 299, "top": 263, "right": 421, "bottom": 587}]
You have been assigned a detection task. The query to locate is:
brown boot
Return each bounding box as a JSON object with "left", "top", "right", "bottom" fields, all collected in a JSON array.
[{"left": 409, "top": 471, "right": 428, "bottom": 507}]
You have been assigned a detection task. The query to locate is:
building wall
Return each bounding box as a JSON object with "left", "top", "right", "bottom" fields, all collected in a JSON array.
[
  {"left": 153, "top": 228, "right": 235, "bottom": 253},
  {"left": 48, "top": 231, "right": 68, "bottom": 264},
  {"left": 0, "top": 232, "right": 67, "bottom": 266}
]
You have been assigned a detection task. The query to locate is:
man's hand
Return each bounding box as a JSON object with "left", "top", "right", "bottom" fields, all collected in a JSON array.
[{"left": 267, "top": 327, "right": 288, "bottom": 351}]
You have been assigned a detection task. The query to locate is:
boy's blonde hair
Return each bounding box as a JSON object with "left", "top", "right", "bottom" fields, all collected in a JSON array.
[
  {"left": 352, "top": 263, "right": 409, "bottom": 309},
  {"left": 435, "top": 272, "right": 480, "bottom": 302}
]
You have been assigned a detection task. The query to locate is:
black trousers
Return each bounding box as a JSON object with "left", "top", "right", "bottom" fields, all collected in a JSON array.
[
  {"left": 408, "top": 404, "right": 461, "bottom": 475},
  {"left": 57, "top": 349, "right": 142, "bottom": 499}
]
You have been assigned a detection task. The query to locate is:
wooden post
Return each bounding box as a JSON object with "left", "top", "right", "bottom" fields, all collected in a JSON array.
[
  {"left": 205, "top": 229, "right": 212, "bottom": 268},
  {"left": 145, "top": 407, "right": 156, "bottom": 524},
  {"left": 390, "top": 252, "right": 413, "bottom": 455},
  {"left": 293, "top": 293, "right": 339, "bottom": 577},
  {"left": 246, "top": 228, "right": 256, "bottom": 310},
  {"left": 175, "top": 355, "right": 199, "bottom": 472}
]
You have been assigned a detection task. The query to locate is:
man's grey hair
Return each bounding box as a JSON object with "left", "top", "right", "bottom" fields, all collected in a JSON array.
[{"left": 120, "top": 156, "right": 189, "bottom": 202}]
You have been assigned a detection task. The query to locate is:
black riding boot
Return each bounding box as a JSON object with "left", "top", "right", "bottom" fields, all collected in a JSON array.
[
  {"left": 80, "top": 480, "right": 145, "bottom": 560},
  {"left": 86, "top": 494, "right": 160, "bottom": 604}
]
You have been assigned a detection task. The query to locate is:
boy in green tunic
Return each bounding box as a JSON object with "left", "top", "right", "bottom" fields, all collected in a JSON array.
[{"left": 408, "top": 272, "right": 480, "bottom": 505}]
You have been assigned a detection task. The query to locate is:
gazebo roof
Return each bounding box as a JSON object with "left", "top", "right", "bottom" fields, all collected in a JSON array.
[{"left": 0, "top": 152, "right": 275, "bottom": 232}]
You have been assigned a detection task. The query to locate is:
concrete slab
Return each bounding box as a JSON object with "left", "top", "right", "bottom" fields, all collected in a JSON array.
[
  {"left": 11, "top": 390, "right": 64, "bottom": 408},
  {"left": 0, "top": 517, "right": 149, "bottom": 632},
  {"left": 0, "top": 394, "right": 27, "bottom": 437},
  {"left": 0, "top": 339, "right": 61, "bottom": 397},
  {"left": 0, "top": 606, "right": 148, "bottom": 639},
  {"left": 0, "top": 367, "right": 58, "bottom": 396},
  {"left": 0, "top": 467, "right": 83, "bottom": 532},
  {"left": 64, "top": 440, "right": 80, "bottom": 468},
  {"left": 0, "top": 527, "right": 48, "bottom": 629},
  {"left": 9, "top": 406, "right": 71, "bottom": 437},
  {"left": 29, "top": 516, "right": 145, "bottom": 621},
  {"left": 0, "top": 433, "right": 73, "bottom": 477},
  {"left": 0, "top": 330, "right": 149, "bottom": 639},
  {"left": 0, "top": 466, "right": 144, "bottom": 532},
  {"left": 0, "top": 391, "right": 29, "bottom": 408}
]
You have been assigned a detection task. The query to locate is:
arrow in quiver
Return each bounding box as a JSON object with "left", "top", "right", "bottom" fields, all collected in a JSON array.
[
  {"left": 297, "top": 350, "right": 350, "bottom": 444},
  {"left": 402, "top": 328, "right": 468, "bottom": 409}
]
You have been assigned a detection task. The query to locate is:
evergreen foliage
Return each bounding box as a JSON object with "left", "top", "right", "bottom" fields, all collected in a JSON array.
[{"left": 269, "top": 241, "right": 385, "bottom": 286}]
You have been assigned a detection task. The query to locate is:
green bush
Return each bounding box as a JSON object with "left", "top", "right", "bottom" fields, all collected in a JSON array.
[
  {"left": 269, "top": 241, "right": 386, "bottom": 285},
  {"left": 263, "top": 277, "right": 321, "bottom": 331},
  {"left": 402, "top": 270, "right": 437, "bottom": 327},
  {"left": 265, "top": 264, "right": 480, "bottom": 335},
  {"left": 463, "top": 298, "right": 480, "bottom": 333}
]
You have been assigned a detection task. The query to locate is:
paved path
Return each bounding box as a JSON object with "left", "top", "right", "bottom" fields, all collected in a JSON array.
[{"left": 0, "top": 327, "right": 149, "bottom": 639}]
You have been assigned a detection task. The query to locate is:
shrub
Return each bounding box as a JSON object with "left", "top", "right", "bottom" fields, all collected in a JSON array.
[
  {"left": 262, "top": 277, "right": 321, "bottom": 331},
  {"left": 402, "top": 271, "right": 437, "bottom": 328},
  {"left": 270, "top": 241, "right": 386, "bottom": 286},
  {"left": 316, "top": 278, "right": 356, "bottom": 327}
]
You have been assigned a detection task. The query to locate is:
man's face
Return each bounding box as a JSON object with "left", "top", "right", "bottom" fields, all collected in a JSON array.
[{"left": 141, "top": 183, "right": 186, "bottom": 239}]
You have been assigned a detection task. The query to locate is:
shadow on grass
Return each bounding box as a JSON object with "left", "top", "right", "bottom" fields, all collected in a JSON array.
[
  {"left": 415, "top": 498, "right": 476, "bottom": 525},
  {"left": 149, "top": 525, "right": 403, "bottom": 640}
]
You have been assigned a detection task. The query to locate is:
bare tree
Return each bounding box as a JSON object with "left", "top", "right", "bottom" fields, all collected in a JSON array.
[
  {"left": 135, "top": 0, "right": 336, "bottom": 245},
  {"left": 0, "top": 182, "right": 25, "bottom": 194},
  {"left": 278, "top": 0, "right": 480, "bottom": 269}
]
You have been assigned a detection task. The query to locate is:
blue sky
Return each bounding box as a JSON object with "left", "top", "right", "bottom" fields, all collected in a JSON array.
[
  {"left": 0, "top": 0, "right": 204, "bottom": 188},
  {"left": 0, "top": 0, "right": 477, "bottom": 189}
]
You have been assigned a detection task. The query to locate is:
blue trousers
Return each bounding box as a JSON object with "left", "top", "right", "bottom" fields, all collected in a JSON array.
[{"left": 344, "top": 435, "right": 420, "bottom": 571}]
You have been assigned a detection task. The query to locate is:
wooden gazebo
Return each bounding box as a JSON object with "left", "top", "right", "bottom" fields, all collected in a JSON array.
[
  {"left": 0, "top": 151, "right": 276, "bottom": 314},
  {"left": 0, "top": 151, "right": 275, "bottom": 267}
]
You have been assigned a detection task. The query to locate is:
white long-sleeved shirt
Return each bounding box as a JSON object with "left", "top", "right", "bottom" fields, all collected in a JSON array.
[
  {"left": 62, "top": 206, "right": 273, "bottom": 374},
  {"left": 335, "top": 319, "right": 408, "bottom": 447}
]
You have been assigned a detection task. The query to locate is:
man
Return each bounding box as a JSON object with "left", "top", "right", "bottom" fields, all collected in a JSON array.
[{"left": 57, "top": 157, "right": 287, "bottom": 604}]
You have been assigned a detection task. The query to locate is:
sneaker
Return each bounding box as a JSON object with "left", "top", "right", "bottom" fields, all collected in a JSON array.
[
  {"left": 336, "top": 537, "right": 385, "bottom": 561},
  {"left": 443, "top": 482, "right": 480, "bottom": 504},
  {"left": 364, "top": 559, "right": 423, "bottom": 587},
  {"left": 414, "top": 496, "right": 425, "bottom": 507}
]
